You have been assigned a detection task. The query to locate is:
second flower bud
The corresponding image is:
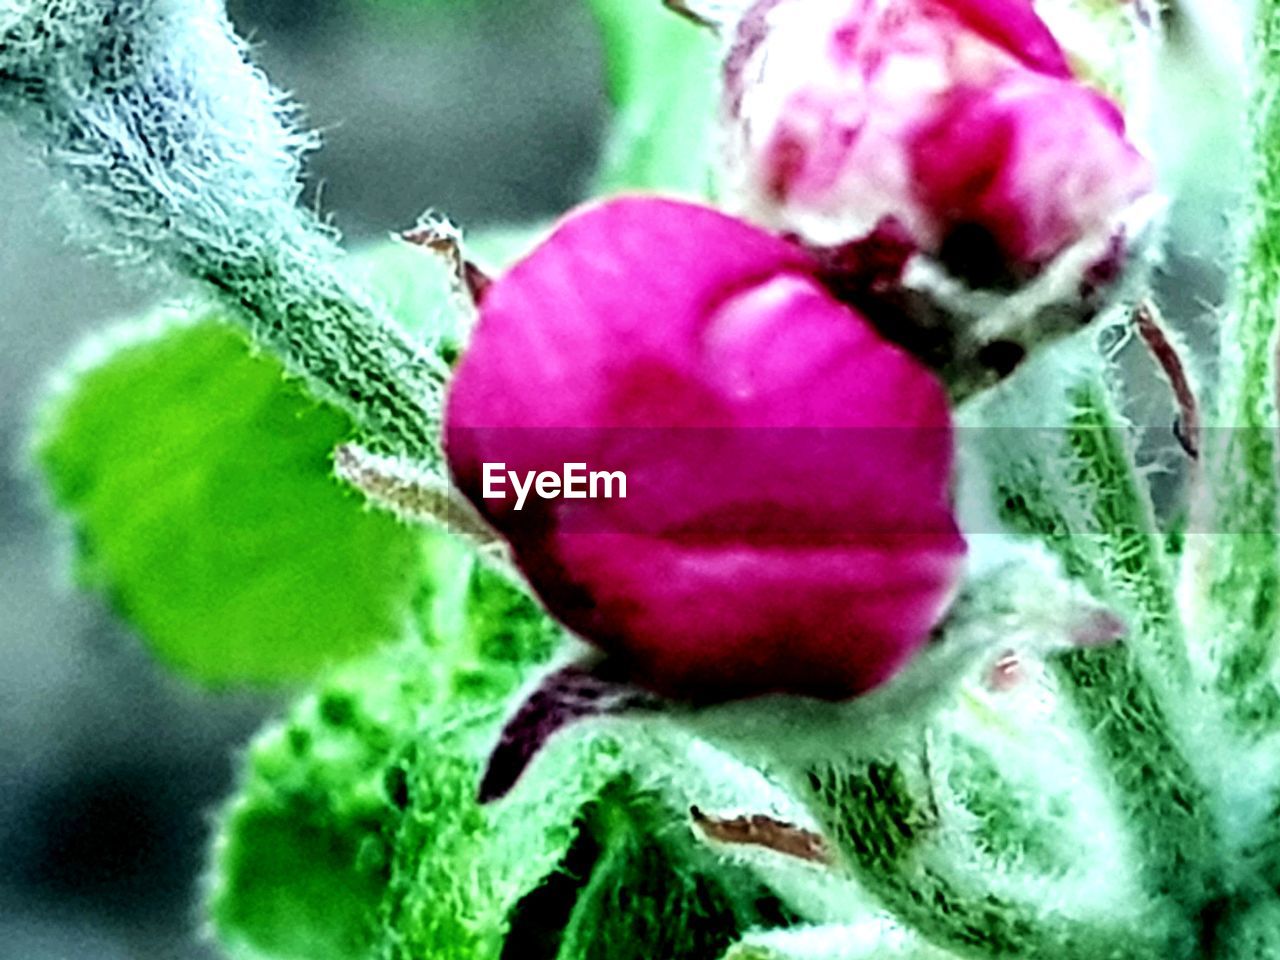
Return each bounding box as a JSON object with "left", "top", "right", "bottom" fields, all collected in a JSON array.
[{"left": 720, "top": 0, "right": 1154, "bottom": 292}]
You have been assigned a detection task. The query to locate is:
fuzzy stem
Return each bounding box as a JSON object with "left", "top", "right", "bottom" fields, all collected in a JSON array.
[
  {"left": 794, "top": 756, "right": 1180, "bottom": 960},
  {"left": 986, "top": 374, "right": 1187, "bottom": 685},
  {"left": 724, "top": 921, "right": 957, "bottom": 960},
  {"left": 1189, "top": 0, "right": 1280, "bottom": 900},
  {"left": 977, "top": 367, "right": 1221, "bottom": 917},
  {"left": 0, "top": 0, "right": 448, "bottom": 459},
  {"left": 1189, "top": 0, "right": 1280, "bottom": 728}
]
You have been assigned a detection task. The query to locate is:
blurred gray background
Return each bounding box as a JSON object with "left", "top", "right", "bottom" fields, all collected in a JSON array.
[
  {"left": 0, "top": 1, "right": 603, "bottom": 956},
  {"left": 0, "top": 1, "right": 1244, "bottom": 958}
]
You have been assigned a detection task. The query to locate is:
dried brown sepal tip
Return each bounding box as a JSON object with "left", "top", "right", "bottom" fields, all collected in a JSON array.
[
  {"left": 401, "top": 219, "right": 492, "bottom": 305},
  {"left": 333, "top": 444, "right": 506, "bottom": 555},
  {"left": 690, "top": 806, "right": 834, "bottom": 865},
  {"left": 1133, "top": 300, "right": 1200, "bottom": 460},
  {"left": 663, "top": 0, "right": 717, "bottom": 29},
  {"left": 662, "top": 0, "right": 751, "bottom": 31}
]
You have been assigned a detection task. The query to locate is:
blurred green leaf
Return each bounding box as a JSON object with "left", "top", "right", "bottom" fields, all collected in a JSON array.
[
  {"left": 585, "top": 0, "right": 721, "bottom": 196},
  {"left": 212, "top": 809, "right": 388, "bottom": 960},
  {"left": 32, "top": 240, "right": 479, "bottom": 685}
]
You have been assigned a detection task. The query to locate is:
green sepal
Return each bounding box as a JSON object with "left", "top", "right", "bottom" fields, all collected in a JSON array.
[
  {"left": 377, "top": 713, "right": 793, "bottom": 959},
  {"left": 969, "top": 346, "right": 1221, "bottom": 923}
]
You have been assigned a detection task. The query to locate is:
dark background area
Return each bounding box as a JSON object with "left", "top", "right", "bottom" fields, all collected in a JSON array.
[
  {"left": 0, "top": 2, "right": 602, "bottom": 956},
  {"left": 0, "top": 1, "right": 1244, "bottom": 957}
]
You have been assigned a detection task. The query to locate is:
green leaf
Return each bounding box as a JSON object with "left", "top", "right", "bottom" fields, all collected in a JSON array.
[
  {"left": 373, "top": 577, "right": 793, "bottom": 959},
  {"left": 417, "top": 552, "right": 566, "bottom": 705},
  {"left": 206, "top": 580, "right": 606, "bottom": 960},
  {"left": 213, "top": 808, "right": 387, "bottom": 960},
  {"left": 208, "top": 642, "right": 439, "bottom": 960},
  {"left": 209, "top": 547, "right": 789, "bottom": 960},
  {"left": 208, "top": 556, "right": 564, "bottom": 960},
  {"left": 374, "top": 718, "right": 608, "bottom": 960},
  {"left": 585, "top": 0, "right": 721, "bottom": 196},
  {"left": 31, "top": 240, "right": 471, "bottom": 685}
]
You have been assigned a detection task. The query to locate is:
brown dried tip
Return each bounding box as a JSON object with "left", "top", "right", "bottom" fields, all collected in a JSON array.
[
  {"left": 690, "top": 806, "right": 833, "bottom": 865},
  {"left": 662, "top": 0, "right": 720, "bottom": 30},
  {"left": 401, "top": 222, "right": 492, "bottom": 305},
  {"left": 1133, "top": 300, "right": 1200, "bottom": 460}
]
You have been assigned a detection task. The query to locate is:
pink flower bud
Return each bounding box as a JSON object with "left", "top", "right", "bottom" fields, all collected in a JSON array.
[
  {"left": 445, "top": 198, "right": 966, "bottom": 703},
  {"left": 722, "top": 0, "right": 1153, "bottom": 283}
]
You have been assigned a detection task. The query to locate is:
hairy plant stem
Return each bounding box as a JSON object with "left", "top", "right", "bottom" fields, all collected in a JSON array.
[
  {"left": 1187, "top": 0, "right": 1280, "bottom": 901},
  {"left": 723, "top": 360, "right": 1219, "bottom": 953},
  {"left": 0, "top": 0, "right": 449, "bottom": 460},
  {"left": 1186, "top": 0, "right": 1280, "bottom": 732},
  {"left": 973, "top": 364, "right": 1222, "bottom": 923},
  {"left": 794, "top": 756, "right": 1178, "bottom": 960}
]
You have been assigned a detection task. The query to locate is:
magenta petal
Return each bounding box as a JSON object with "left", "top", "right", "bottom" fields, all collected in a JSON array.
[
  {"left": 478, "top": 662, "right": 658, "bottom": 803},
  {"left": 910, "top": 74, "right": 1154, "bottom": 266},
  {"left": 446, "top": 198, "right": 965, "bottom": 703}
]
